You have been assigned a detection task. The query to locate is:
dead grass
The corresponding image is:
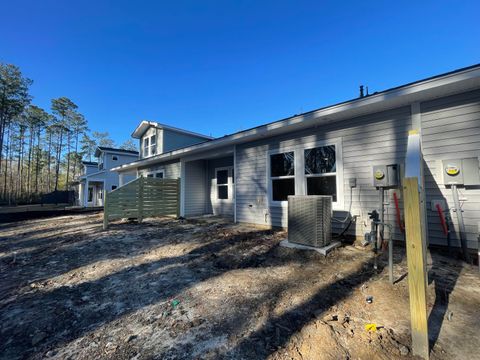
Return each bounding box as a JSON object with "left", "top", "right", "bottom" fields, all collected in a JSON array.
[{"left": 0, "top": 213, "right": 479, "bottom": 359}]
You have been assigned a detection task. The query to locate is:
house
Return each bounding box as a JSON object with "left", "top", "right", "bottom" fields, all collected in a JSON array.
[
  {"left": 78, "top": 147, "right": 139, "bottom": 207},
  {"left": 113, "top": 64, "right": 480, "bottom": 250},
  {"left": 116, "top": 121, "right": 213, "bottom": 185}
]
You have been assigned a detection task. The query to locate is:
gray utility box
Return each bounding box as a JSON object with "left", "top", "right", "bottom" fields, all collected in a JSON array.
[
  {"left": 288, "top": 195, "right": 332, "bottom": 248},
  {"left": 442, "top": 158, "right": 480, "bottom": 186},
  {"left": 373, "top": 164, "right": 399, "bottom": 188}
]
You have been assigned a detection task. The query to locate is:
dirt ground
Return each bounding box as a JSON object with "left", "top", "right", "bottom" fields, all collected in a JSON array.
[{"left": 1, "top": 213, "right": 479, "bottom": 360}]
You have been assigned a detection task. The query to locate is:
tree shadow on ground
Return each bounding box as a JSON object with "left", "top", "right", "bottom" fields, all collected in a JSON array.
[{"left": 0, "top": 219, "right": 280, "bottom": 359}]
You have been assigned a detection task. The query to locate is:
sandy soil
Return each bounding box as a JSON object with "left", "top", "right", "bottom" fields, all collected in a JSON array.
[{"left": 0, "top": 213, "right": 479, "bottom": 360}]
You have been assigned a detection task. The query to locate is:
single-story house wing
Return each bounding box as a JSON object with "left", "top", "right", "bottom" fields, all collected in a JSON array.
[{"left": 113, "top": 63, "right": 480, "bottom": 249}]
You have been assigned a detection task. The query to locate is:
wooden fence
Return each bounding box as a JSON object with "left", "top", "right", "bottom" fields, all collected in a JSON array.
[{"left": 103, "top": 177, "right": 180, "bottom": 229}]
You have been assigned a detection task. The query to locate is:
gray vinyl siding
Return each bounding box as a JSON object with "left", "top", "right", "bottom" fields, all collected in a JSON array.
[
  {"left": 137, "top": 160, "right": 181, "bottom": 179},
  {"left": 236, "top": 106, "right": 412, "bottom": 242},
  {"left": 421, "top": 89, "right": 480, "bottom": 249},
  {"left": 184, "top": 160, "right": 207, "bottom": 216},
  {"left": 206, "top": 156, "right": 234, "bottom": 216},
  {"left": 163, "top": 129, "right": 210, "bottom": 153}
]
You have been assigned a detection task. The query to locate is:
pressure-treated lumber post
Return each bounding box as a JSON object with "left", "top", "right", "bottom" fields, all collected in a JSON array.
[
  {"left": 103, "top": 191, "right": 109, "bottom": 230},
  {"left": 176, "top": 178, "right": 181, "bottom": 218},
  {"left": 403, "top": 177, "right": 429, "bottom": 359},
  {"left": 138, "top": 176, "right": 144, "bottom": 223}
]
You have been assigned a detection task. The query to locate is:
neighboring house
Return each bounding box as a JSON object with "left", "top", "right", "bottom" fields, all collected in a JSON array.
[
  {"left": 78, "top": 147, "right": 139, "bottom": 207},
  {"left": 113, "top": 64, "right": 480, "bottom": 250}
]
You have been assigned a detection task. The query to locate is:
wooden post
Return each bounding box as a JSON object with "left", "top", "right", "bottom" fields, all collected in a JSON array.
[
  {"left": 103, "top": 191, "right": 108, "bottom": 230},
  {"left": 138, "top": 176, "right": 144, "bottom": 223},
  {"left": 176, "top": 178, "right": 181, "bottom": 218},
  {"left": 403, "top": 177, "right": 429, "bottom": 359}
]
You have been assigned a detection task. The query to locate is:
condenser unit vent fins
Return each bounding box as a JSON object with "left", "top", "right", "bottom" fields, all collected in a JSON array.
[{"left": 288, "top": 195, "right": 332, "bottom": 248}]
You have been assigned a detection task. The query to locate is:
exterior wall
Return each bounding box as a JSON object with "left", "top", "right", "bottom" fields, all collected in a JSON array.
[
  {"left": 184, "top": 160, "right": 207, "bottom": 216},
  {"left": 421, "top": 89, "right": 480, "bottom": 249},
  {"left": 163, "top": 129, "right": 209, "bottom": 153},
  {"left": 206, "top": 156, "right": 234, "bottom": 216},
  {"left": 139, "top": 125, "right": 210, "bottom": 158},
  {"left": 137, "top": 160, "right": 181, "bottom": 179},
  {"left": 235, "top": 106, "right": 412, "bottom": 242},
  {"left": 103, "top": 152, "right": 139, "bottom": 170},
  {"left": 84, "top": 164, "right": 98, "bottom": 175}
]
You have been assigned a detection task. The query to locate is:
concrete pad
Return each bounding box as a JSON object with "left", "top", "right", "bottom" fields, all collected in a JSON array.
[{"left": 280, "top": 239, "right": 341, "bottom": 256}]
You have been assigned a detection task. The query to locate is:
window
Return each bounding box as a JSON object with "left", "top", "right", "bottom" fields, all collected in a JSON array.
[
  {"left": 111, "top": 185, "right": 117, "bottom": 191},
  {"left": 304, "top": 145, "right": 337, "bottom": 201},
  {"left": 112, "top": 155, "right": 118, "bottom": 161},
  {"left": 267, "top": 140, "right": 343, "bottom": 208},
  {"left": 88, "top": 187, "right": 93, "bottom": 202},
  {"left": 98, "top": 156, "right": 104, "bottom": 170},
  {"left": 143, "top": 134, "right": 157, "bottom": 157},
  {"left": 146, "top": 170, "right": 164, "bottom": 178},
  {"left": 269, "top": 151, "right": 295, "bottom": 202},
  {"left": 217, "top": 169, "right": 229, "bottom": 199}
]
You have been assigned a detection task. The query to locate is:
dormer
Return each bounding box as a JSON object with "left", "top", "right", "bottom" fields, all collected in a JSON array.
[
  {"left": 94, "top": 147, "right": 139, "bottom": 171},
  {"left": 132, "top": 121, "right": 213, "bottom": 159}
]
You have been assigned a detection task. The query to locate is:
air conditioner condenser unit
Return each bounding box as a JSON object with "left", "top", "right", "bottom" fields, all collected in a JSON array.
[{"left": 288, "top": 195, "right": 332, "bottom": 248}]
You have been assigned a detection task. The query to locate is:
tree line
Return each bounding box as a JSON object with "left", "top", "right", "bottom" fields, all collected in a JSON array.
[{"left": 0, "top": 62, "right": 136, "bottom": 205}]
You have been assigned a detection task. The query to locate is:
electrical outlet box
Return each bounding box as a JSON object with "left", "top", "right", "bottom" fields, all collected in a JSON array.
[
  {"left": 441, "top": 158, "right": 480, "bottom": 186},
  {"left": 349, "top": 178, "right": 357, "bottom": 188},
  {"left": 373, "top": 164, "right": 399, "bottom": 188}
]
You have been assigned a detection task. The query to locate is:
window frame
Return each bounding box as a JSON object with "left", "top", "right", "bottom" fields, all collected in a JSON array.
[
  {"left": 266, "top": 138, "right": 344, "bottom": 209},
  {"left": 146, "top": 170, "right": 164, "bottom": 179},
  {"left": 214, "top": 166, "right": 233, "bottom": 202},
  {"left": 267, "top": 146, "right": 297, "bottom": 206},
  {"left": 304, "top": 144, "right": 337, "bottom": 202},
  {"left": 143, "top": 134, "right": 157, "bottom": 158}
]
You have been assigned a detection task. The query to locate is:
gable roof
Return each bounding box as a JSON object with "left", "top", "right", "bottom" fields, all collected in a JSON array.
[
  {"left": 131, "top": 121, "right": 214, "bottom": 140},
  {"left": 94, "top": 146, "right": 139, "bottom": 157},
  {"left": 113, "top": 63, "right": 480, "bottom": 172}
]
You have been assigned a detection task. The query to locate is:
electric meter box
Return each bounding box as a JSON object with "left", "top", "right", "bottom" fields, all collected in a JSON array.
[
  {"left": 373, "top": 164, "right": 399, "bottom": 188},
  {"left": 441, "top": 158, "right": 480, "bottom": 186}
]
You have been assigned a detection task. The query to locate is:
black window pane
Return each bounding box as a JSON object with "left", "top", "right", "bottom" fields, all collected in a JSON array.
[
  {"left": 218, "top": 185, "right": 228, "bottom": 199},
  {"left": 306, "top": 176, "right": 337, "bottom": 202},
  {"left": 272, "top": 178, "right": 295, "bottom": 201},
  {"left": 151, "top": 135, "right": 156, "bottom": 144},
  {"left": 271, "top": 152, "right": 294, "bottom": 177},
  {"left": 155, "top": 172, "right": 163, "bottom": 178},
  {"left": 305, "top": 145, "right": 336, "bottom": 174},
  {"left": 147, "top": 174, "right": 154, "bottom": 178},
  {"left": 217, "top": 170, "right": 228, "bottom": 185}
]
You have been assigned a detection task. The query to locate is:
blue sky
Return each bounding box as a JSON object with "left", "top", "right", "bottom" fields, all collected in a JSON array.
[{"left": 1, "top": 1, "right": 479, "bottom": 144}]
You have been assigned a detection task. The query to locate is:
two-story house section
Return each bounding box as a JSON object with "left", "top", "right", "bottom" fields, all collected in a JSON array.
[
  {"left": 78, "top": 147, "right": 139, "bottom": 207},
  {"left": 133, "top": 121, "right": 213, "bottom": 159},
  {"left": 127, "top": 121, "right": 213, "bottom": 179}
]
